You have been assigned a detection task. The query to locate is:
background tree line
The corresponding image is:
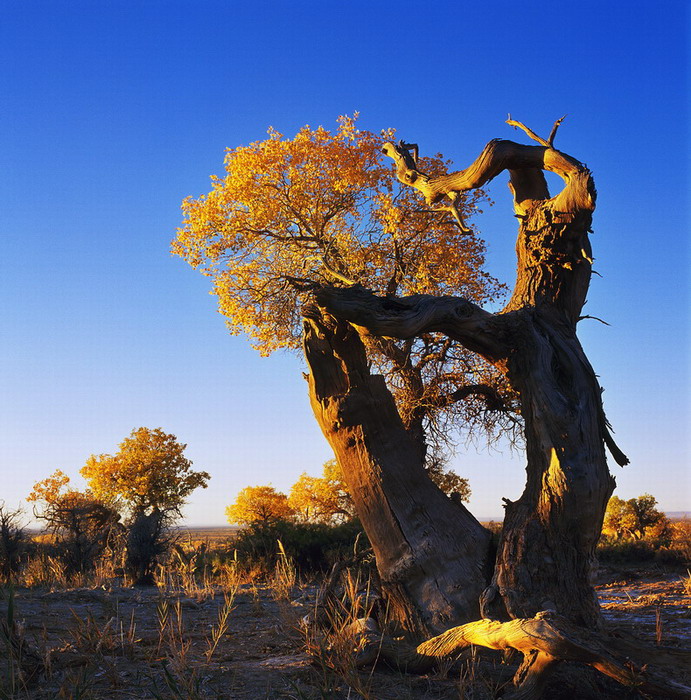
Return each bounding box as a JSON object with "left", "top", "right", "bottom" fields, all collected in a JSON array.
[{"left": 226, "top": 458, "right": 470, "bottom": 526}]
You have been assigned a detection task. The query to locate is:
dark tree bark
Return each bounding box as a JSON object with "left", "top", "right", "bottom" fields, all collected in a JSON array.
[
  {"left": 309, "top": 119, "right": 629, "bottom": 629},
  {"left": 302, "top": 308, "right": 492, "bottom": 635},
  {"left": 125, "top": 507, "right": 167, "bottom": 586}
]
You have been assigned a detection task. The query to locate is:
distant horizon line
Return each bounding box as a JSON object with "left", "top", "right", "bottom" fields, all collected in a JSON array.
[
  {"left": 179, "top": 511, "right": 691, "bottom": 528},
  {"left": 23, "top": 512, "right": 690, "bottom": 533}
]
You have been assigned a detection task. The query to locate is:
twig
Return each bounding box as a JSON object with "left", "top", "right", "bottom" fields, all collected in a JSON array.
[
  {"left": 577, "top": 315, "right": 610, "bottom": 326},
  {"left": 548, "top": 115, "right": 567, "bottom": 147},
  {"left": 320, "top": 257, "right": 357, "bottom": 286},
  {"left": 506, "top": 114, "right": 567, "bottom": 149}
]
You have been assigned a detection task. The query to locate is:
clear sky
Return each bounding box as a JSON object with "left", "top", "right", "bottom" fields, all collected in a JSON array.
[{"left": 1, "top": 1, "right": 688, "bottom": 526}]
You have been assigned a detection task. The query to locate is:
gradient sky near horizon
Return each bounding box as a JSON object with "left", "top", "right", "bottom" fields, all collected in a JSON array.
[{"left": 1, "top": 1, "right": 688, "bottom": 525}]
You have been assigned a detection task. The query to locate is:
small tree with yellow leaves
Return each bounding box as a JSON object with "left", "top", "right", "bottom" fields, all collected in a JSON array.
[
  {"left": 603, "top": 494, "right": 667, "bottom": 541},
  {"left": 81, "top": 428, "right": 210, "bottom": 584},
  {"left": 28, "top": 470, "right": 120, "bottom": 575},
  {"left": 225, "top": 485, "right": 295, "bottom": 526},
  {"left": 288, "top": 460, "right": 355, "bottom": 524}
]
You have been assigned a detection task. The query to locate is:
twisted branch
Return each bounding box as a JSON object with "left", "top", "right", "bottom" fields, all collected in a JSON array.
[{"left": 349, "top": 612, "right": 691, "bottom": 699}]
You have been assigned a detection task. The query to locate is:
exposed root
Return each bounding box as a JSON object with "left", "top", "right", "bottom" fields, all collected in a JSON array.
[{"left": 348, "top": 611, "right": 691, "bottom": 699}]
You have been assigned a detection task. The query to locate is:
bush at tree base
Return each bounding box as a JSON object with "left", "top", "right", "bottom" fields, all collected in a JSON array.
[{"left": 232, "top": 519, "right": 367, "bottom": 574}]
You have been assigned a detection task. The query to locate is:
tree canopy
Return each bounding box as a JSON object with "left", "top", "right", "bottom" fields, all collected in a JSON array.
[
  {"left": 27, "top": 469, "right": 120, "bottom": 573},
  {"left": 603, "top": 493, "right": 667, "bottom": 541},
  {"left": 173, "top": 116, "right": 515, "bottom": 451},
  {"left": 228, "top": 457, "right": 470, "bottom": 527},
  {"left": 80, "top": 427, "right": 210, "bottom": 515},
  {"left": 288, "top": 459, "right": 355, "bottom": 524},
  {"left": 27, "top": 469, "right": 115, "bottom": 534},
  {"left": 226, "top": 485, "right": 295, "bottom": 526},
  {"left": 424, "top": 456, "right": 471, "bottom": 503}
]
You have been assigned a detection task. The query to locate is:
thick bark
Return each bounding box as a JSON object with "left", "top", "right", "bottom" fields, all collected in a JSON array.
[
  {"left": 303, "top": 308, "right": 492, "bottom": 635},
  {"left": 312, "top": 289, "right": 617, "bottom": 625},
  {"left": 488, "top": 312, "right": 616, "bottom": 625},
  {"left": 314, "top": 122, "right": 627, "bottom": 628}
]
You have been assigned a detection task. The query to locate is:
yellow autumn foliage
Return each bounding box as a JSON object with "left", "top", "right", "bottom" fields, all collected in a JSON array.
[
  {"left": 174, "top": 116, "right": 512, "bottom": 447},
  {"left": 27, "top": 469, "right": 72, "bottom": 505},
  {"left": 173, "top": 115, "right": 497, "bottom": 353},
  {"left": 80, "top": 427, "right": 210, "bottom": 515},
  {"left": 225, "top": 485, "right": 295, "bottom": 526},
  {"left": 288, "top": 459, "right": 355, "bottom": 524},
  {"left": 27, "top": 469, "right": 118, "bottom": 540}
]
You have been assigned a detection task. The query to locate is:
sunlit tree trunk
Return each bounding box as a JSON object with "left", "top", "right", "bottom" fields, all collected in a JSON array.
[
  {"left": 303, "top": 309, "right": 491, "bottom": 635},
  {"left": 310, "top": 122, "right": 628, "bottom": 629}
]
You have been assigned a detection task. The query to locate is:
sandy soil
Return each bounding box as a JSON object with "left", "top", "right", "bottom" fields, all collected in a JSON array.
[{"left": 0, "top": 571, "right": 688, "bottom": 699}]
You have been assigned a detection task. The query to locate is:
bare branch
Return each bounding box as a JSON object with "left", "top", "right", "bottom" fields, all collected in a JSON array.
[
  {"left": 401, "top": 141, "right": 419, "bottom": 166},
  {"left": 383, "top": 137, "right": 592, "bottom": 213},
  {"left": 441, "top": 192, "right": 471, "bottom": 232},
  {"left": 548, "top": 115, "right": 567, "bottom": 147},
  {"left": 448, "top": 384, "right": 508, "bottom": 412},
  {"left": 320, "top": 256, "right": 357, "bottom": 286},
  {"left": 283, "top": 275, "right": 319, "bottom": 292},
  {"left": 577, "top": 314, "right": 610, "bottom": 326},
  {"left": 506, "top": 115, "right": 551, "bottom": 147},
  {"left": 312, "top": 285, "right": 510, "bottom": 364}
]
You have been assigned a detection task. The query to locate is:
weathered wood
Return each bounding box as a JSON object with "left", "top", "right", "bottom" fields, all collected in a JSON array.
[
  {"left": 349, "top": 612, "right": 691, "bottom": 699},
  {"left": 313, "top": 285, "right": 511, "bottom": 365},
  {"left": 303, "top": 308, "right": 492, "bottom": 635},
  {"left": 315, "top": 121, "right": 627, "bottom": 628}
]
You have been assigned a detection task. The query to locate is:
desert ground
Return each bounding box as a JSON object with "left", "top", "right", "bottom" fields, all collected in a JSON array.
[{"left": 1, "top": 528, "right": 689, "bottom": 699}]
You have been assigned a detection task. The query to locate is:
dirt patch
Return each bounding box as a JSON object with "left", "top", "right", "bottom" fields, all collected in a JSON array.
[
  {"left": 0, "top": 573, "right": 688, "bottom": 699},
  {"left": 596, "top": 571, "right": 691, "bottom": 647}
]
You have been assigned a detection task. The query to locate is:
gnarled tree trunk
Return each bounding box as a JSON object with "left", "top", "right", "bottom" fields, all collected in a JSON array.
[
  {"left": 311, "top": 120, "right": 628, "bottom": 629},
  {"left": 303, "top": 308, "right": 492, "bottom": 635}
]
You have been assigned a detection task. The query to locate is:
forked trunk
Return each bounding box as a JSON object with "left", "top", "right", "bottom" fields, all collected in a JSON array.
[
  {"left": 303, "top": 308, "right": 491, "bottom": 635},
  {"left": 293, "top": 120, "right": 689, "bottom": 696},
  {"left": 312, "top": 123, "right": 628, "bottom": 628}
]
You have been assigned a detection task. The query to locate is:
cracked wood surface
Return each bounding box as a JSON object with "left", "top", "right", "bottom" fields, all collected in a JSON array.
[{"left": 310, "top": 121, "right": 625, "bottom": 629}]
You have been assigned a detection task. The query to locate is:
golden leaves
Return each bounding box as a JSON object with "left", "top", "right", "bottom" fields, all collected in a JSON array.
[
  {"left": 80, "top": 427, "right": 210, "bottom": 514},
  {"left": 173, "top": 116, "right": 499, "bottom": 355},
  {"left": 225, "top": 485, "right": 295, "bottom": 526},
  {"left": 225, "top": 459, "right": 354, "bottom": 527},
  {"left": 174, "top": 116, "right": 512, "bottom": 446},
  {"left": 27, "top": 469, "right": 71, "bottom": 504},
  {"left": 288, "top": 459, "right": 354, "bottom": 524}
]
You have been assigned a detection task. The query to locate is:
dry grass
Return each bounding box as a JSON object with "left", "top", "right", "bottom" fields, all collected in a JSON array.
[
  {"left": 1, "top": 527, "right": 688, "bottom": 699},
  {"left": 682, "top": 570, "right": 691, "bottom": 596}
]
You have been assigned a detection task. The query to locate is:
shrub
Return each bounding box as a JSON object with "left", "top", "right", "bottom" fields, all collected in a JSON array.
[
  {"left": 597, "top": 520, "right": 691, "bottom": 567},
  {"left": 0, "top": 505, "right": 27, "bottom": 582},
  {"left": 596, "top": 539, "right": 657, "bottom": 564},
  {"left": 232, "top": 519, "right": 367, "bottom": 574}
]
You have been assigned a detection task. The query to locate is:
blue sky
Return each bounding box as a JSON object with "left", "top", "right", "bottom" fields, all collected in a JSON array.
[{"left": 1, "top": 1, "right": 688, "bottom": 525}]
